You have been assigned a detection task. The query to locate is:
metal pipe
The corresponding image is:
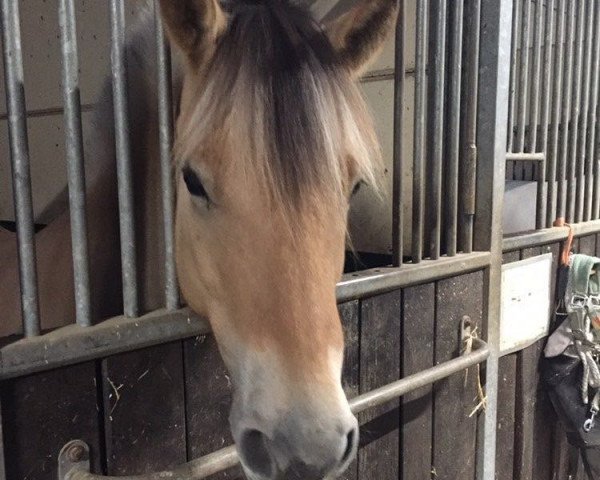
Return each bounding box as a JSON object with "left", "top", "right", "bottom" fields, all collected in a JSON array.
[
  {"left": 446, "top": 0, "right": 464, "bottom": 257},
  {"left": 557, "top": 0, "right": 576, "bottom": 221},
  {"left": 460, "top": 0, "right": 481, "bottom": 254},
  {"left": 539, "top": 0, "right": 555, "bottom": 228},
  {"left": 507, "top": 0, "right": 522, "bottom": 153},
  {"left": 505, "top": 152, "right": 545, "bottom": 161},
  {"left": 412, "top": 0, "right": 429, "bottom": 263},
  {"left": 59, "top": 0, "right": 92, "bottom": 327},
  {"left": 528, "top": 0, "right": 545, "bottom": 228},
  {"left": 547, "top": 0, "right": 566, "bottom": 227},
  {"left": 430, "top": 0, "right": 447, "bottom": 260},
  {"left": 576, "top": 0, "right": 595, "bottom": 223},
  {"left": 567, "top": 0, "right": 586, "bottom": 223},
  {"left": 392, "top": 0, "right": 405, "bottom": 267},
  {"left": 0, "top": 0, "right": 41, "bottom": 337},
  {"left": 1, "top": 252, "right": 492, "bottom": 380},
  {"left": 62, "top": 339, "right": 490, "bottom": 480},
  {"left": 502, "top": 218, "right": 600, "bottom": 251},
  {"left": 154, "top": 1, "right": 179, "bottom": 310},
  {"left": 588, "top": 1, "right": 600, "bottom": 220},
  {"left": 110, "top": 0, "right": 139, "bottom": 317},
  {"left": 515, "top": 0, "right": 531, "bottom": 153}
]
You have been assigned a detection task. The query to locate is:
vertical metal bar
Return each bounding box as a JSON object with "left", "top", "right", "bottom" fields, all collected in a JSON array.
[
  {"left": 412, "top": 0, "right": 429, "bottom": 263},
  {"left": 529, "top": 0, "right": 545, "bottom": 228},
  {"left": 110, "top": 0, "right": 139, "bottom": 317},
  {"left": 516, "top": 0, "right": 531, "bottom": 153},
  {"left": 430, "top": 0, "right": 447, "bottom": 260},
  {"left": 154, "top": 1, "right": 178, "bottom": 310},
  {"left": 475, "top": 1, "right": 512, "bottom": 478},
  {"left": 588, "top": 2, "right": 600, "bottom": 220},
  {"left": 567, "top": 0, "right": 586, "bottom": 223},
  {"left": 0, "top": 0, "right": 41, "bottom": 337},
  {"left": 447, "top": 0, "right": 464, "bottom": 257},
  {"left": 557, "top": 0, "right": 576, "bottom": 221},
  {"left": 59, "top": 0, "right": 92, "bottom": 327},
  {"left": 0, "top": 400, "right": 5, "bottom": 480},
  {"left": 575, "top": 0, "right": 594, "bottom": 223},
  {"left": 392, "top": 0, "right": 405, "bottom": 267},
  {"left": 547, "top": 0, "right": 566, "bottom": 227},
  {"left": 461, "top": 0, "right": 481, "bottom": 254},
  {"left": 507, "top": 0, "right": 521, "bottom": 152}
]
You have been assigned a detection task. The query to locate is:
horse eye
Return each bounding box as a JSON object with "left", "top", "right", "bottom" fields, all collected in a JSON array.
[
  {"left": 352, "top": 182, "right": 363, "bottom": 196},
  {"left": 183, "top": 166, "right": 208, "bottom": 200}
]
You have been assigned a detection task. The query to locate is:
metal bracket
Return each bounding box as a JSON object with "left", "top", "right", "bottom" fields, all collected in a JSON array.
[{"left": 58, "top": 440, "right": 91, "bottom": 480}]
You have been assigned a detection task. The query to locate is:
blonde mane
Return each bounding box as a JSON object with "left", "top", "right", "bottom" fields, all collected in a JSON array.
[{"left": 175, "top": 1, "right": 381, "bottom": 214}]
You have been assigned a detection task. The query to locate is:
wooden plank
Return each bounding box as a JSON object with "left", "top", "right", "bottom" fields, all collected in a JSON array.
[
  {"left": 0, "top": 362, "right": 101, "bottom": 480},
  {"left": 596, "top": 233, "right": 600, "bottom": 257},
  {"left": 433, "top": 271, "right": 483, "bottom": 480},
  {"left": 358, "top": 290, "right": 401, "bottom": 480},
  {"left": 102, "top": 342, "right": 186, "bottom": 475},
  {"left": 578, "top": 234, "right": 597, "bottom": 256},
  {"left": 401, "top": 283, "right": 434, "bottom": 480},
  {"left": 520, "top": 246, "right": 542, "bottom": 260},
  {"left": 339, "top": 300, "right": 360, "bottom": 480},
  {"left": 495, "top": 354, "right": 517, "bottom": 480},
  {"left": 184, "top": 335, "right": 243, "bottom": 480},
  {"left": 0, "top": 397, "right": 6, "bottom": 480},
  {"left": 503, "top": 250, "right": 521, "bottom": 264},
  {"left": 553, "top": 424, "right": 570, "bottom": 478}
]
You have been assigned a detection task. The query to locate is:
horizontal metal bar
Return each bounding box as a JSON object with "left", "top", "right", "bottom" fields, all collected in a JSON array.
[
  {"left": 502, "top": 219, "right": 600, "bottom": 252},
  {"left": 0, "top": 309, "right": 210, "bottom": 380},
  {"left": 505, "top": 152, "right": 545, "bottom": 162},
  {"left": 62, "top": 338, "right": 490, "bottom": 480},
  {"left": 336, "top": 252, "right": 492, "bottom": 302},
  {"left": 1, "top": 253, "right": 491, "bottom": 379}
]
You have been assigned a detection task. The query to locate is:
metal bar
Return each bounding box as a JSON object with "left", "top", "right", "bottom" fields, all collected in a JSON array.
[
  {"left": 59, "top": 0, "right": 92, "bottom": 327},
  {"left": 447, "top": 0, "right": 464, "bottom": 257},
  {"left": 0, "top": 399, "right": 5, "bottom": 480},
  {"left": 392, "top": 0, "right": 405, "bottom": 267},
  {"left": 547, "top": 0, "right": 566, "bottom": 227},
  {"left": 540, "top": 0, "right": 555, "bottom": 228},
  {"left": 0, "top": 252, "right": 492, "bottom": 380},
  {"left": 527, "top": 0, "right": 543, "bottom": 153},
  {"left": 507, "top": 0, "right": 521, "bottom": 152},
  {"left": 567, "top": 0, "right": 586, "bottom": 223},
  {"left": 505, "top": 152, "right": 545, "bottom": 161},
  {"left": 0, "top": 0, "right": 41, "bottom": 337},
  {"left": 412, "top": 0, "right": 428, "bottom": 263},
  {"left": 576, "top": 0, "right": 595, "bottom": 223},
  {"left": 461, "top": 0, "right": 481, "bottom": 254},
  {"left": 110, "top": 0, "right": 139, "bottom": 317},
  {"left": 557, "top": 0, "right": 576, "bottom": 221},
  {"left": 502, "top": 218, "right": 600, "bottom": 251},
  {"left": 430, "top": 0, "right": 447, "bottom": 260},
  {"left": 588, "top": 1, "right": 600, "bottom": 220},
  {"left": 529, "top": 0, "right": 545, "bottom": 228},
  {"left": 515, "top": 0, "right": 531, "bottom": 153},
  {"left": 61, "top": 338, "right": 490, "bottom": 480},
  {"left": 474, "top": 0, "right": 512, "bottom": 478},
  {"left": 154, "top": 1, "right": 179, "bottom": 310}
]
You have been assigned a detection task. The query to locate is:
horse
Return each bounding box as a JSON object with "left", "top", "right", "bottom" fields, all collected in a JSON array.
[{"left": 0, "top": 1, "right": 397, "bottom": 478}]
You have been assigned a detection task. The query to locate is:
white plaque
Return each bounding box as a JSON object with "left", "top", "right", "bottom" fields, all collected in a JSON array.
[{"left": 500, "top": 253, "right": 553, "bottom": 355}]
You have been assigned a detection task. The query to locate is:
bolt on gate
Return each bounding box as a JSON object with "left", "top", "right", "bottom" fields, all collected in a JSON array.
[{"left": 0, "top": 0, "right": 518, "bottom": 478}]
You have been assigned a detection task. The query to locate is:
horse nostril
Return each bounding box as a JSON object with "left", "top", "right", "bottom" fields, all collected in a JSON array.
[
  {"left": 239, "top": 429, "right": 275, "bottom": 478},
  {"left": 341, "top": 426, "right": 358, "bottom": 465}
]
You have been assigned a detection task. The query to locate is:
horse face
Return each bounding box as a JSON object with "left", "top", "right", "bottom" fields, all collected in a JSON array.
[{"left": 160, "top": 1, "right": 396, "bottom": 478}]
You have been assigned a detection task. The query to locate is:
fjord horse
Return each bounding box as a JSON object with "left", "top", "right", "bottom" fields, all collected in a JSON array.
[{"left": 1, "top": 1, "right": 397, "bottom": 478}]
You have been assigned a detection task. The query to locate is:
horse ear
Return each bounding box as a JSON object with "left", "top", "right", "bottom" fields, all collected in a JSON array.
[
  {"left": 324, "top": 0, "right": 398, "bottom": 76},
  {"left": 158, "top": 0, "right": 228, "bottom": 65}
]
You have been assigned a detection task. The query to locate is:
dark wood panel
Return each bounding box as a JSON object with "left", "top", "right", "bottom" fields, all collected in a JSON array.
[
  {"left": 401, "top": 283, "right": 434, "bottom": 480},
  {"left": 578, "top": 234, "right": 597, "bottom": 256},
  {"left": 433, "top": 271, "right": 483, "bottom": 480},
  {"left": 102, "top": 342, "right": 186, "bottom": 475},
  {"left": 339, "top": 300, "right": 360, "bottom": 480},
  {"left": 0, "top": 362, "right": 102, "bottom": 480},
  {"left": 596, "top": 233, "right": 600, "bottom": 257},
  {"left": 184, "top": 335, "right": 243, "bottom": 480},
  {"left": 520, "top": 246, "right": 542, "bottom": 260},
  {"left": 358, "top": 290, "right": 401, "bottom": 480},
  {"left": 496, "top": 353, "right": 517, "bottom": 480},
  {"left": 503, "top": 250, "right": 520, "bottom": 264},
  {"left": 553, "top": 425, "right": 570, "bottom": 478},
  {"left": 0, "top": 398, "right": 6, "bottom": 479}
]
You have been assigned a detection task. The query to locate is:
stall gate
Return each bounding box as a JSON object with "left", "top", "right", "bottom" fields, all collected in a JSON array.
[{"left": 0, "top": 0, "right": 594, "bottom": 479}]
